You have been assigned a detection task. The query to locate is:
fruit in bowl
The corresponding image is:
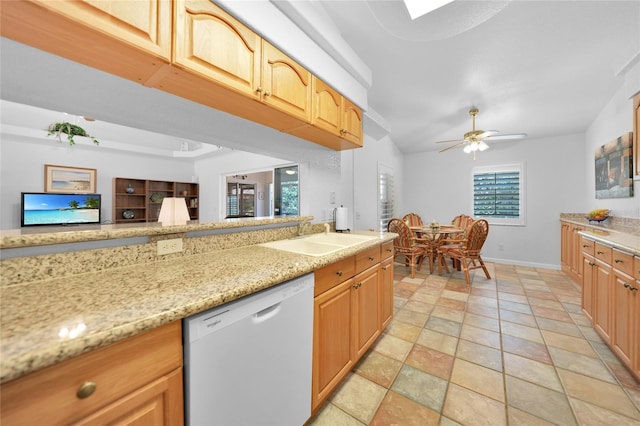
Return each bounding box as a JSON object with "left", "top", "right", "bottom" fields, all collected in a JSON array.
[{"left": 586, "top": 209, "right": 609, "bottom": 222}]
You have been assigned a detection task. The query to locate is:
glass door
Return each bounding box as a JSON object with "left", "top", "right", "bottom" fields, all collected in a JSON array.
[
  {"left": 274, "top": 165, "right": 299, "bottom": 216},
  {"left": 226, "top": 183, "right": 255, "bottom": 218}
]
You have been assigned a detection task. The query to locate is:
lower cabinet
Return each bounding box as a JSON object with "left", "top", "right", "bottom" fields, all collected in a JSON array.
[
  {"left": 0, "top": 321, "right": 183, "bottom": 425},
  {"left": 312, "top": 241, "right": 394, "bottom": 413},
  {"left": 580, "top": 236, "right": 640, "bottom": 382}
]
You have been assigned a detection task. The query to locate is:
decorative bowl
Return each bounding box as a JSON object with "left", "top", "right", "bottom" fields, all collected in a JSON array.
[
  {"left": 122, "top": 210, "right": 135, "bottom": 219},
  {"left": 150, "top": 193, "right": 164, "bottom": 203},
  {"left": 585, "top": 209, "right": 609, "bottom": 223}
]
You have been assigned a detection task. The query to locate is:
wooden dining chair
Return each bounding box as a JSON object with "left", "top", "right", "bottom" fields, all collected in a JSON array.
[
  {"left": 402, "top": 212, "right": 424, "bottom": 227},
  {"left": 437, "top": 219, "right": 491, "bottom": 285},
  {"left": 387, "top": 218, "right": 430, "bottom": 278}
]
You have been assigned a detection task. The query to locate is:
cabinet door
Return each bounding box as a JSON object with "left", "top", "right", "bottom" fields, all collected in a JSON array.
[
  {"left": 380, "top": 257, "right": 394, "bottom": 329},
  {"left": 310, "top": 76, "right": 342, "bottom": 135},
  {"left": 312, "top": 278, "right": 354, "bottom": 411},
  {"left": 634, "top": 93, "right": 639, "bottom": 178},
  {"left": 1, "top": 0, "right": 171, "bottom": 83},
  {"left": 612, "top": 271, "right": 636, "bottom": 368},
  {"left": 261, "top": 40, "right": 311, "bottom": 123},
  {"left": 353, "top": 266, "right": 381, "bottom": 359},
  {"left": 582, "top": 255, "right": 595, "bottom": 321},
  {"left": 340, "top": 98, "right": 363, "bottom": 146},
  {"left": 560, "top": 222, "right": 569, "bottom": 270},
  {"left": 174, "top": 0, "right": 261, "bottom": 99},
  {"left": 594, "top": 260, "right": 612, "bottom": 343},
  {"left": 75, "top": 368, "right": 183, "bottom": 426}
]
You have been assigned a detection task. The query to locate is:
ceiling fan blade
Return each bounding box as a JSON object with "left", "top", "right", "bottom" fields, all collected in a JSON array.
[
  {"left": 484, "top": 133, "right": 527, "bottom": 141},
  {"left": 478, "top": 130, "right": 499, "bottom": 138},
  {"left": 435, "top": 138, "right": 465, "bottom": 144},
  {"left": 438, "top": 141, "right": 466, "bottom": 153}
]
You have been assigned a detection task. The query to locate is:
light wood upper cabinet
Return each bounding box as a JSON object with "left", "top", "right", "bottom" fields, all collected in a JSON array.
[
  {"left": 311, "top": 78, "right": 342, "bottom": 135},
  {"left": 341, "top": 97, "right": 364, "bottom": 145},
  {"left": 634, "top": 93, "right": 639, "bottom": 177},
  {"left": 174, "top": 0, "right": 261, "bottom": 99},
  {"left": 260, "top": 41, "right": 312, "bottom": 122},
  {"left": 0, "top": 0, "right": 171, "bottom": 83}
]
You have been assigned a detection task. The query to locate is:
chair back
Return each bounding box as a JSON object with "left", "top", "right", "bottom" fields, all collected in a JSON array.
[
  {"left": 452, "top": 214, "right": 473, "bottom": 231},
  {"left": 402, "top": 213, "right": 424, "bottom": 227},
  {"left": 464, "top": 219, "right": 489, "bottom": 255},
  {"left": 388, "top": 218, "right": 415, "bottom": 252}
]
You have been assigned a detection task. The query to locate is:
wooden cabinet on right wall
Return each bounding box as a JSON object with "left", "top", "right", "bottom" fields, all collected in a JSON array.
[{"left": 634, "top": 93, "right": 639, "bottom": 177}]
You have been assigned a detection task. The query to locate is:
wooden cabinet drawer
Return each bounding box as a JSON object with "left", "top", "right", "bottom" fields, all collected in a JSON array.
[
  {"left": 635, "top": 256, "right": 640, "bottom": 281},
  {"left": 1, "top": 321, "right": 182, "bottom": 425},
  {"left": 380, "top": 241, "right": 394, "bottom": 259},
  {"left": 594, "top": 242, "right": 612, "bottom": 264},
  {"left": 612, "top": 249, "right": 634, "bottom": 277},
  {"left": 356, "top": 246, "right": 381, "bottom": 274},
  {"left": 315, "top": 256, "right": 356, "bottom": 296},
  {"left": 581, "top": 237, "right": 595, "bottom": 256}
]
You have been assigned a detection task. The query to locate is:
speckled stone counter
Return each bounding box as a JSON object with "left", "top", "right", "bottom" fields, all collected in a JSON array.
[
  {"left": 0, "top": 229, "right": 395, "bottom": 384},
  {"left": 560, "top": 213, "right": 640, "bottom": 256}
]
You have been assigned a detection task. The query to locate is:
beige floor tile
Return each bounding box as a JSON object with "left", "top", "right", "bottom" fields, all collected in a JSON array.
[
  {"left": 541, "top": 329, "right": 598, "bottom": 358},
  {"left": 503, "top": 352, "right": 563, "bottom": 392},
  {"left": 386, "top": 319, "right": 422, "bottom": 343},
  {"left": 498, "top": 291, "right": 529, "bottom": 304},
  {"left": 371, "top": 333, "right": 413, "bottom": 362},
  {"left": 308, "top": 403, "right": 365, "bottom": 426},
  {"left": 442, "top": 383, "right": 507, "bottom": 426},
  {"left": 450, "top": 358, "right": 505, "bottom": 402},
  {"left": 456, "top": 339, "right": 503, "bottom": 372},
  {"left": 557, "top": 368, "right": 640, "bottom": 419},
  {"left": 501, "top": 321, "right": 544, "bottom": 343},
  {"left": 409, "top": 292, "right": 439, "bottom": 304},
  {"left": 439, "top": 416, "right": 464, "bottom": 426},
  {"left": 431, "top": 305, "right": 465, "bottom": 323},
  {"left": 440, "top": 289, "right": 469, "bottom": 302},
  {"left": 405, "top": 344, "right": 454, "bottom": 380},
  {"left": 467, "top": 294, "right": 498, "bottom": 309},
  {"left": 528, "top": 297, "right": 566, "bottom": 311},
  {"left": 391, "top": 365, "right": 448, "bottom": 412},
  {"left": 460, "top": 323, "right": 501, "bottom": 349},
  {"left": 354, "top": 350, "right": 403, "bottom": 389},
  {"left": 531, "top": 304, "right": 574, "bottom": 323},
  {"left": 425, "top": 316, "right": 462, "bottom": 337},
  {"left": 570, "top": 397, "right": 640, "bottom": 426},
  {"left": 505, "top": 375, "right": 577, "bottom": 425},
  {"left": 508, "top": 406, "right": 556, "bottom": 426},
  {"left": 536, "top": 316, "right": 582, "bottom": 337},
  {"left": 393, "top": 308, "right": 428, "bottom": 328},
  {"left": 548, "top": 346, "right": 616, "bottom": 383},
  {"left": 402, "top": 299, "right": 435, "bottom": 315},
  {"left": 463, "top": 311, "right": 500, "bottom": 332},
  {"left": 416, "top": 328, "right": 459, "bottom": 356},
  {"left": 499, "top": 299, "right": 533, "bottom": 315},
  {"left": 330, "top": 373, "right": 387, "bottom": 424},
  {"left": 499, "top": 309, "right": 537, "bottom": 327},
  {"left": 370, "top": 391, "right": 440, "bottom": 426},
  {"left": 466, "top": 302, "right": 499, "bottom": 319}
]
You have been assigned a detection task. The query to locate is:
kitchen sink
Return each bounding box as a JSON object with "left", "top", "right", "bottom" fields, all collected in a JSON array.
[{"left": 260, "top": 233, "right": 378, "bottom": 256}]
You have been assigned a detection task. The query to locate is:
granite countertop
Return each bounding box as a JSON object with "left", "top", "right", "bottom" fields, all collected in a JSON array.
[
  {"left": 0, "top": 231, "right": 395, "bottom": 384},
  {"left": 560, "top": 214, "right": 640, "bottom": 256}
]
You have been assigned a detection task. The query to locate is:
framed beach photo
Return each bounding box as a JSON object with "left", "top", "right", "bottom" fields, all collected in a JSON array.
[{"left": 44, "top": 164, "right": 97, "bottom": 194}]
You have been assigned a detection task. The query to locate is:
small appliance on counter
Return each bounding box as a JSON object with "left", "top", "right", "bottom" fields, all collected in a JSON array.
[{"left": 334, "top": 205, "right": 350, "bottom": 232}]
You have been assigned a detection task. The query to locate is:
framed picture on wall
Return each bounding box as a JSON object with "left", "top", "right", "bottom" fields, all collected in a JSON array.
[
  {"left": 594, "top": 133, "right": 633, "bottom": 199},
  {"left": 44, "top": 164, "right": 97, "bottom": 194}
]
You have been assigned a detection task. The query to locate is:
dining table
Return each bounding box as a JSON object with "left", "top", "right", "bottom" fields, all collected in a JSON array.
[{"left": 410, "top": 225, "right": 464, "bottom": 273}]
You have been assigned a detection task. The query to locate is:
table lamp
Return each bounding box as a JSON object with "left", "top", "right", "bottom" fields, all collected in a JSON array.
[{"left": 158, "top": 197, "right": 190, "bottom": 226}]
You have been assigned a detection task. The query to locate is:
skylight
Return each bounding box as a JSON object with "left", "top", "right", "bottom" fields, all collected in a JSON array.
[{"left": 402, "top": 0, "right": 455, "bottom": 20}]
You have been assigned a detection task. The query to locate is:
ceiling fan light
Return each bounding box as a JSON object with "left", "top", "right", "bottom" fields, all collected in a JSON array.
[
  {"left": 463, "top": 144, "right": 473, "bottom": 154},
  {"left": 478, "top": 141, "right": 490, "bottom": 151}
]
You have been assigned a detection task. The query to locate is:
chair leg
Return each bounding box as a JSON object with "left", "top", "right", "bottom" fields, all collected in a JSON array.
[
  {"left": 478, "top": 256, "right": 491, "bottom": 279},
  {"left": 462, "top": 260, "right": 471, "bottom": 285}
]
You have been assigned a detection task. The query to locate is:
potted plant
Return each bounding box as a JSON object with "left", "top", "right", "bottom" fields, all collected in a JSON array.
[{"left": 47, "top": 122, "right": 99, "bottom": 146}]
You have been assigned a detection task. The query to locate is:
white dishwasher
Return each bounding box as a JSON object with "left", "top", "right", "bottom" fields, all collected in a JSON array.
[{"left": 183, "top": 273, "right": 314, "bottom": 426}]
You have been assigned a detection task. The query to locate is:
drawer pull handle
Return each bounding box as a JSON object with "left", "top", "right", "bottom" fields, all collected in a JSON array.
[
  {"left": 382, "top": 266, "right": 388, "bottom": 271},
  {"left": 631, "top": 287, "right": 638, "bottom": 292},
  {"left": 588, "top": 261, "right": 596, "bottom": 267},
  {"left": 582, "top": 244, "right": 589, "bottom": 248},
  {"left": 336, "top": 271, "right": 343, "bottom": 277},
  {"left": 77, "top": 381, "right": 97, "bottom": 399},
  {"left": 597, "top": 251, "right": 605, "bottom": 255},
  {"left": 386, "top": 248, "right": 393, "bottom": 252},
  {"left": 614, "top": 259, "right": 623, "bottom": 263},
  {"left": 353, "top": 282, "right": 362, "bottom": 289},
  {"left": 623, "top": 282, "right": 630, "bottom": 289},
  {"left": 368, "top": 256, "right": 375, "bottom": 261}
]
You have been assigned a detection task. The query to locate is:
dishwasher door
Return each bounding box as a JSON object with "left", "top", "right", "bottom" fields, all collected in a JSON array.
[{"left": 183, "top": 273, "right": 314, "bottom": 426}]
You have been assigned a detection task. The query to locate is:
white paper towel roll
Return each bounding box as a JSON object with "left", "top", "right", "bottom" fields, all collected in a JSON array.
[{"left": 335, "top": 206, "right": 349, "bottom": 231}]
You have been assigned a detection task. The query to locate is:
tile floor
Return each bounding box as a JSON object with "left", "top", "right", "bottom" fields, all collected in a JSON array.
[{"left": 308, "top": 261, "right": 640, "bottom": 425}]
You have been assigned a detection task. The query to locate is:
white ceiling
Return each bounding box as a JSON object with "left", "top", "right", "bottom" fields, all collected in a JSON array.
[{"left": 1, "top": 0, "right": 639, "bottom": 158}]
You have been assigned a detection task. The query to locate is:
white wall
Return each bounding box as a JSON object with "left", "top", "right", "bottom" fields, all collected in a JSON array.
[
  {"left": 0, "top": 137, "right": 194, "bottom": 229},
  {"left": 585, "top": 84, "right": 640, "bottom": 218},
  {"left": 403, "top": 133, "right": 586, "bottom": 269}
]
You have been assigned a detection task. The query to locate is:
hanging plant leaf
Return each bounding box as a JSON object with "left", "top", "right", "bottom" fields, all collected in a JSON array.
[{"left": 47, "top": 122, "right": 99, "bottom": 146}]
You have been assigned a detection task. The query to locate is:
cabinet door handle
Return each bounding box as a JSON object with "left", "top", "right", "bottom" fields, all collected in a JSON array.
[
  {"left": 623, "top": 282, "right": 630, "bottom": 289},
  {"left": 368, "top": 256, "right": 375, "bottom": 261},
  {"left": 382, "top": 266, "right": 388, "bottom": 271},
  {"left": 264, "top": 91, "right": 271, "bottom": 96},
  {"left": 614, "top": 259, "right": 623, "bottom": 264},
  {"left": 256, "top": 87, "right": 263, "bottom": 93},
  {"left": 353, "top": 282, "right": 362, "bottom": 289},
  {"left": 336, "top": 270, "right": 343, "bottom": 277},
  {"left": 582, "top": 244, "right": 589, "bottom": 248},
  {"left": 386, "top": 248, "right": 393, "bottom": 252},
  {"left": 597, "top": 251, "right": 605, "bottom": 255},
  {"left": 588, "top": 261, "right": 596, "bottom": 267},
  {"left": 77, "top": 381, "right": 97, "bottom": 399},
  {"left": 631, "top": 287, "right": 638, "bottom": 292}
]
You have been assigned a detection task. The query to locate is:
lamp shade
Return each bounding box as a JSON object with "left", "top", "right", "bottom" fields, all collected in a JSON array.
[{"left": 158, "top": 197, "right": 190, "bottom": 226}]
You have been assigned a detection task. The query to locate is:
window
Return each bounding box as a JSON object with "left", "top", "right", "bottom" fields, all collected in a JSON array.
[
  {"left": 274, "top": 165, "right": 299, "bottom": 216},
  {"left": 378, "top": 163, "right": 395, "bottom": 231},
  {"left": 472, "top": 163, "right": 525, "bottom": 226}
]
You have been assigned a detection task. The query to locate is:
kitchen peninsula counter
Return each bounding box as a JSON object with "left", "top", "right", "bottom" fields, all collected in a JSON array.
[
  {"left": 0, "top": 227, "right": 396, "bottom": 384},
  {"left": 559, "top": 213, "right": 640, "bottom": 256}
]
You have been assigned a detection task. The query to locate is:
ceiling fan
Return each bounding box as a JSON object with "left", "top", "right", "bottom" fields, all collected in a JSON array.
[{"left": 436, "top": 107, "right": 527, "bottom": 159}]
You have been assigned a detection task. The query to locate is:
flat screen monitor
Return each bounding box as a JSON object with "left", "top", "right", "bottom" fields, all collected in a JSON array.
[{"left": 21, "top": 192, "right": 101, "bottom": 227}]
